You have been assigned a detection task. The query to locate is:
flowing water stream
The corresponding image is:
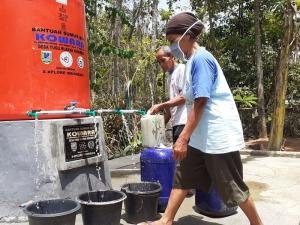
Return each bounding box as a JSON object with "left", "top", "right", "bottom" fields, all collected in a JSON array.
[
  {"left": 93, "top": 116, "right": 102, "bottom": 183},
  {"left": 33, "top": 117, "right": 41, "bottom": 209},
  {"left": 32, "top": 113, "right": 133, "bottom": 205},
  {"left": 121, "top": 114, "right": 136, "bottom": 169}
]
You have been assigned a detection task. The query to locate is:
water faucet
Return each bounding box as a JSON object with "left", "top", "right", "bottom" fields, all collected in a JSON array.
[{"left": 64, "top": 101, "right": 78, "bottom": 110}]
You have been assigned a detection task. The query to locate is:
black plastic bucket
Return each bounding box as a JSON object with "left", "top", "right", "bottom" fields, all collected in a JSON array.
[
  {"left": 23, "top": 199, "right": 80, "bottom": 225},
  {"left": 121, "top": 182, "right": 162, "bottom": 224},
  {"left": 195, "top": 185, "right": 238, "bottom": 217},
  {"left": 77, "top": 190, "right": 127, "bottom": 225}
]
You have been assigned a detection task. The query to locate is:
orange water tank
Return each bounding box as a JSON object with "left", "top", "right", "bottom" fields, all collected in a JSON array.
[{"left": 0, "top": 0, "right": 90, "bottom": 121}]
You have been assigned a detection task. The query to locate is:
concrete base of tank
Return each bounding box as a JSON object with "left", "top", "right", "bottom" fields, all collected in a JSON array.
[{"left": 0, "top": 116, "right": 111, "bottom": 220}]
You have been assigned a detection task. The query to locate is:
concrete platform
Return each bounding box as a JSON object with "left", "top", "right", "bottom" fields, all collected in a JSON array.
[
  {"left": 2, "top": 153, "right": 300, "bottom": 225},
  {"left": 0, "top": 117, "right": 111, "bottom": 219}
]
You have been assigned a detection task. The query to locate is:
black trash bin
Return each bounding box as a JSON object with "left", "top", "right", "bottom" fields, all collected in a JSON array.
[
  {"left": 77, "top": 190, "right": 126, "bottom": 225},
  {"left": 121, "top": 182, "right": 162, "bottom": 224},
  {"left": 23, "top": 199, "right": 80, "bottom": 225}
]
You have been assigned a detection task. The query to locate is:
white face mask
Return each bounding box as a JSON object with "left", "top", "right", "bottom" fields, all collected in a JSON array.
[{"left": 169, "top": 20, "right": 202, "bottom": 62}]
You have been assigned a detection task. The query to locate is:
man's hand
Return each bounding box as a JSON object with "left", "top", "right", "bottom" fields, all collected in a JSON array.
[
  {"left": 173, "top": 136, "right": 188, "bottom": 161},
  {"left": 172, "top": 98, "right": 208, "bottom": 161},
  {"left": 149, "top": 95, "right": 185, "bottom": 115},
  {"left": 149, "top": 104, "right": 162, "bottom": 114}
]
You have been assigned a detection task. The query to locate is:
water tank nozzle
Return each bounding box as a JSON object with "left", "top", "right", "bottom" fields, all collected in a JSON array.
[
  {"left": 64, "top": 101, "right": 78, "bottom": 110},
  {"left": 27, "top": 110, "right": 41, "bottom": 119}
]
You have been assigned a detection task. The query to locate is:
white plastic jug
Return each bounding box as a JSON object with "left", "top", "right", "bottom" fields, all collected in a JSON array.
[{"left": 141, "top": 114, "right": 166, "bottom": 147}]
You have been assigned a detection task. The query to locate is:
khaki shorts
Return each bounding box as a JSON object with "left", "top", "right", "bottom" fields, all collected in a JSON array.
[{"left": 173, "top": 146, "right": 249, "bottom": 207}]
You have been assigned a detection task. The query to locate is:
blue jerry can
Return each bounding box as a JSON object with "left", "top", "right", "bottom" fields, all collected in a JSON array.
[
  {"left": 195, "top": 185, "right": 238, "bottom": 217},
  {"left": 140, "top": 148, "right": 176, "bottom": 212}
]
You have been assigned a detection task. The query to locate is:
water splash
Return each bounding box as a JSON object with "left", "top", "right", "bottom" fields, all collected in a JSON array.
[
  {"left": 121, "top": 114, "right": 133, "bottom": 144},
  {"left": 93, "top": 116, "right": 102, "bottom": 183},
  {"left": 33, "top": 118, "right": 41, "bottom": 195},
  {"left": 33, "top": 117, "right": 41, "bottom": 208},
  {"left": 121, "top": 114, "right": 136, "bottom": 169}
]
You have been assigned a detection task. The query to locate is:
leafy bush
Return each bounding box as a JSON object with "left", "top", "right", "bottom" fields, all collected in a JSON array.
[{"left": 233, "top": 87, "right": 258, "bottom": 108}]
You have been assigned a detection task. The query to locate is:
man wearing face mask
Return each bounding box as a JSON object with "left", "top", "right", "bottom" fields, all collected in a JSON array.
[
  {"left": 140, "top": 12, "right": 263, "bottom": 225},
  {"left": 149, "top": 46, "right": 187, "bottom": 144}
]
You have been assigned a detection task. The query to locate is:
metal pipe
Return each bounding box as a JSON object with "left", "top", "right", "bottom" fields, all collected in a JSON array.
[
  {"left": 27, "top": 108, "right": 146, "bottom": 118},
  {"left": 27, "top": 109, "right": 93, "bottom": 118},
  {"left": 95, "top": 109, "right": 145, "bottom": 114},
  {"left": 29, "top": 109, "right": 90, "bottom": 116},
  {"left": 95, "top": 109, "right": 116, "bottom": 113}
]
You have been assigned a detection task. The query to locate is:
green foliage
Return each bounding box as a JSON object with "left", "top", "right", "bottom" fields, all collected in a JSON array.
[
  {"left": 191, "top": 0, "right": 300, "bottom": 113},
  {"left": 84, "top": 0, "right": 172, "bottom": 157},
  {"left": 233, "top": 87, "right": 258, "bottom": 108},
  {"left": 91, "top": 43, "right": 135, "bottom": 59},
  {"left": 123, "top": 131, "right": 143, "bottom": 156},
  {"left": 92, "top": 96, "right": 143, "bottom": 158},
  {"left": 85, "top": 1, "right": 135, "bottom": 59},
  {"left": 234, "top": 95, "right": 258, "bottom": 108},
  {"left": 105, "top": 6, "right": 134, "bottom": 28},
  {"left": 160, "top": 10, "right": 174, "bottom": 21},
  {"left": 87, "top": 20, "right": 134, "bottom": 59},
  {"left": 84, "top": 0, "right": 300, "bottom": 152},
  {"left": 84, "top": 0, "right": 98, "bottom": 18},
  {"left": 287, "top": 63, "right": 300, "bottom": 105}
]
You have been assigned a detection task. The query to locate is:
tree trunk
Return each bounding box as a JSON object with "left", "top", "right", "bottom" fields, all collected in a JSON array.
[
  {"left": 206, "top": 0, "right": 216, "bottom": 53},
  {"left": 112, "top": 0, "right": 123, "bottom": 97},
  {"left": 268, "top": 0, "right": 297, "bottom": 151},
  {"left": 150, "top": 0, "right": 159, "bottom": 104},
  {"left": 90, "top": 52, "right": 97, "bottom": 102},
  {"left": 238, "top": 0, "right": 244, "bottom": 37},
  {"left": 128, "top": 0, "right": 144, "bottom": 40},
  {"left": 254, "top": 0, "right": 268, "bottom": 139}
]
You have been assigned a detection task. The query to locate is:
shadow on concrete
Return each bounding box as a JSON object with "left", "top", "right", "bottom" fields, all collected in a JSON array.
[
  {"left": 174, "top": 215, "right": 222, "bottom": 225},
  {"left": 241, "top": 154, "right": 258, "bottom": 164},
  {"left": 59, "top": 163, "right": 107, "bottom": 191},
  {"left": 192, "top": 206, "right": 238, "bottom": 219},
  {"left": 120, "top": 212, "right": 162, "bottom": 224},
  {"left": 241, "top": 152, "right": 277, "bottom": 164}
]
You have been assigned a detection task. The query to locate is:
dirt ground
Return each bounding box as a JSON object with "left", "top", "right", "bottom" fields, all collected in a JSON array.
[{"left": 246, "top": 137, "right": 300, "bottom": 151}]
